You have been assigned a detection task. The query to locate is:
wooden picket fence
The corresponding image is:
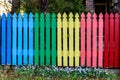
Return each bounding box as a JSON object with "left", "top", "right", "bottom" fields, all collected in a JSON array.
[{"left": 0, "top": 12, "right": 120, "bottom": 68}]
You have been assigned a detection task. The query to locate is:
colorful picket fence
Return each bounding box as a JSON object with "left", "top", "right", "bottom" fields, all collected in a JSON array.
[{"left": 0, "top": 12, "right": 120, "bottom": 68}]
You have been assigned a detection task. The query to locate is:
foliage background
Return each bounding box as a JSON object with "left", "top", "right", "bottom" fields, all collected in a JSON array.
[{"left": 16, "top": 0, "right": 86, "bottom": 14}]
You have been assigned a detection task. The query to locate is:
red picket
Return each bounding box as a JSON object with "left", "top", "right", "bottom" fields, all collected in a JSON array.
[
  {"left": 98, "top": 13, "right": 103, "bottom": 67},
  {"left": 104, "top": 13, "right": 109, "bottom": 68},
  {"left": 92, "top": 13, "right": 97, "bottom": 67},
  {"left": 81, "top": 13, "right": 86, "bottom": 66},
  {"left": 114, "top": 13, "right": 119, "bottom": 68},
  {"left": 109, "top": 13, "right": 114, "bottom": 67},
  {"left": 86, "top": 13, "right": 91, "bottom": 67}
]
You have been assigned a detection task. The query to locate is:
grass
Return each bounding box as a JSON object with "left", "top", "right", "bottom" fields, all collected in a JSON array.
[{"left": 0, "top": 65, "right": 119, "bottom": 80}]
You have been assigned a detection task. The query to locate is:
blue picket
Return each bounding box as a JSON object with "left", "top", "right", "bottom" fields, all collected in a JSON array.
[
  {"left": 23, "top": 13, "right": 28, "bottom": 65},
  {"left": 0, "top": 16, "right": 2, "bottom": 64},
  {"left": 1, "top": 13, "right": 6, "bottom": 65},
  {"left": 12, "top": 13, "right": 17, "bottom": 65},
  {"left": 29, "top": 13, "right": 34, "bottom": 65},
  {"left": 18, "top": 13, "right": 23, "bottom": 65},
  {"left": 7, "top": 13, "right": 12, "bottom": 65}
]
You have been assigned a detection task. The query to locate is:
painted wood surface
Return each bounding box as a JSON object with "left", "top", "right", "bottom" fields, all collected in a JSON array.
[
  {"left": 7, "top": 13, "right": 12, "bottom": 65},
  {"left": 75, "top": 13, "right": 80, "bottom": 66}
]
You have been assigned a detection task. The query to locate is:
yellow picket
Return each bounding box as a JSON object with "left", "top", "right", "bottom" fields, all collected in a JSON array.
[
  {"left": 69, "top": 13, "right": 74, "bottom": 66},
  {"left": 57, "top": 13, "right": 62, "bottom": 66},
  {"left": 63, "top": 13, "right": 68, "bottom": 66},
  {"left": 75, "top": 13, "right": 80, "bottom": 66}
]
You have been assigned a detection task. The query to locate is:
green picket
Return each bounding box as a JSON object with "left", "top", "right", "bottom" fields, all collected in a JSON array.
[
  {"left": 46, "top": 13, "right": 50, "bottom": 66},
  {"left": 51, "top": 13, "right": 57, "bottom": 66},
  {"left": 34, "top": 13, "right": 39, "bottom": 65},
  {"left": 40, "top": 13, "right": 45, "bottom": 66}
]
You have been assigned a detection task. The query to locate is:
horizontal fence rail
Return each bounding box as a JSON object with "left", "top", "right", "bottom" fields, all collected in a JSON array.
[{"left": 0, "top": 12, "right": 120, "bottom": 68}]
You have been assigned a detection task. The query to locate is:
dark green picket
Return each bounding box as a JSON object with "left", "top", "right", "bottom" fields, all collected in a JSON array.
[
  {"left": 51, "top": 13, "right": 57, "bottom": 66},
  {"left": 34, "top": 13, "right": 39, "bottom": 65},
  {"left": 46, "top": 13, "right": 50, "bottom": 66},
  {"left": 40, "top": 13, "right": 45, "bottom": 66}
]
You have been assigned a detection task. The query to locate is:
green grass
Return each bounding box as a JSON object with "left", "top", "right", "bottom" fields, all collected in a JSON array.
[{"left": 0, "top": 65, "right": 118, "bottom": 80}]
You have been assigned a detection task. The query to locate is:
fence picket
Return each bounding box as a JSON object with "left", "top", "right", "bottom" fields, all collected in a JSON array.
[
  {"left": 92, "top": 13, "right": 97, "bottom": 67},
  {"left": 104, "top": 13, "right": 109, "bottom": 68},
  {"left": 57, "top": 13, "right": 62, "bottom": 66},
  {"left": 75, "top": 13, "right": 80, "bottom": 66},
  {"left": 98, "top": 13, "right": 103, "bottom": 67},
  {"left": 109, "top": 13, "right": 114, "bottom": 67},
  {"left": 23, "top": 13, "right": 28, "bottom": 65},
  {"left": 46, "top": 13, "right": 51, "bottom": 66},
  {"left": 86, "top": 13, "right": 91, "bottom": 67},
  {"left": 18, "top": 13, "right": 23, "bottom": 65},
  {"left": 51, "top": 13, "right": 57, "bottom": 66},
  {"left": 35, "top": 13, "right": 39, "bottom": 65},
  {"left": 1, "top": 13, "right": 6, "bottom": 65},
  {"left": 12, "top": 13, "right": 17, "bottom": 65},
  {"left": 7, "top": 13, "right": 12, "bottom": 65},
  {"left": 29, "top": 13, "right": 34, "bottom": 65},
  {"left": 40, "top": 13, "right": 45, "bottom": 66},
  {"left": 63, "top": 13, "right": 68, "bottom": 66},
  {"left": 69, "top": 13, "right": 74, "bottom": 66},
  {"left": 81, "top": 13, "right": 85, "bottom": 66},
  {"left": 114, "top": 13, "right": 119, "bottom": 68}
]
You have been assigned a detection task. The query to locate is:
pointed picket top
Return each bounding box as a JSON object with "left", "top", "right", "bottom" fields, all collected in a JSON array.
[
  {"left": 69, "top": 12, "right": 73, "bottom": 18},
  {"left": 115, "top": 13, "right": 119, "bottom": 19},
  {"left": 29, "top": 12, "right": 33, "bottom": 18},
  {"left": 13, "top": 13, "right": 17, "bottom": 17},
  {"left": 2, "top": 13, "right": 6, "bottom": 18},
  {"left": 75, "top": 13, "right": 79, "bottom": 19},
  {"left": 18, "top": 13, "right": 22, "bottom": 18},
  {"left": 8, "top": 13, "right": 11, "bottom": 19},
  {"left": 57, "top": 13, "right": 61, "bottom": 18},
  {"left": 93, "top": 13, "right": 97, "bottom": 19},
  {"left": 81, "top": 13, "right": 85, "bottom": 19},
  {"left": 35, "top": 13, "right": 39, "bottom": 18},
  {"left": 110, "top": 13, "right": 114, "bottom": 19},
  {"left": 63, "top": 12, "right": 67, "bottom": 18},
  {"left": 52, "top": 13, "right": 56, "bottom": 18},
  {"left": 40, "top": 13, "right": 44, "bottom": 18},
  {"left": 46, "top": 13, "right": 50, "bottom": 18},
  {"left": 105, "top": 13, "right": 109, "bottom": 19},
  {"left": 99, "top": 13, "right": 103, "bottom": 19},
  {"left": 24, "top": 13, "right": 28, "bottom": 18},
  {"left": 87, "top": 12, "right": 91, "bottom": 18}
]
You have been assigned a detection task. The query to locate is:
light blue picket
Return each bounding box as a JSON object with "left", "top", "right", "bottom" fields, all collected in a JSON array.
[
  {"left": 7, "top": 13, "right": 12, "bottom": 65},
  {"left": 1, "top": 13, "right": 6, "bottom": 65},
  {"left": 12, "top": 13, "right": 17, "bottom": 65},
  {"left": 46, "top": 13, "right": 51, "bottom": 66},
  {"left": 29, "top": 13, "right": 34, "bottom": 65},
  {"left": 23, "top": 13, "right": 28, "bottom": 65},
  {"left": 18, "top": 13, "right": 23, "bottom": 65}
]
